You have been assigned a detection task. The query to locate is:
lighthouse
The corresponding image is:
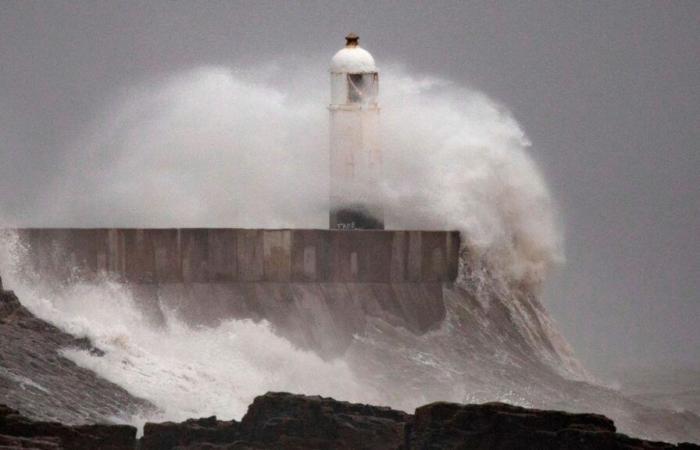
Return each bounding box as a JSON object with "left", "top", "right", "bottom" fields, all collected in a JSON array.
[{"left": 329, "top": 34, "right": 384, "bottom": 230}]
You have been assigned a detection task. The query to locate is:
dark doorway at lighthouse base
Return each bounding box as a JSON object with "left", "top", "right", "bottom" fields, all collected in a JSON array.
[{"left": 330, "top": 205, "right": 384, "bottom": 230}]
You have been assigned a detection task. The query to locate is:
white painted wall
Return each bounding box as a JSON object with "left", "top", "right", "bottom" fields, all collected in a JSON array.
[{"left": 329, "top": 46, "right": 382, "bottom": 226}]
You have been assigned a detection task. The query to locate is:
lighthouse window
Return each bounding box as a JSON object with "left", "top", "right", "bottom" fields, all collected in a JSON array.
[{"left": 347, "top": 73, "right": 377, "bottom": 103}]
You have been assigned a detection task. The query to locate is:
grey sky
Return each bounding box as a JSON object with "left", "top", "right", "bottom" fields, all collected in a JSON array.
[{"left": 1, "top": 0, "right": 698, "bottom": 377}]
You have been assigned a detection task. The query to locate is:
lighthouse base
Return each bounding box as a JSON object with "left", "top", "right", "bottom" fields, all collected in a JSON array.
[{"left": 330, "top": 205, "right": 384, "bottom": 230}]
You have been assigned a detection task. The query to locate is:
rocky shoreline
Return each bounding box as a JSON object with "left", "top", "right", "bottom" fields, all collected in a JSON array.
[
  {"left": 1, "top": 392, "right": 698, "bottom": 449},
  {"left": 0, "top": 278, "right": 153, "bottom": 425},
  {"left": 1, "top": 276, "right": 699, "bottom": 448}
]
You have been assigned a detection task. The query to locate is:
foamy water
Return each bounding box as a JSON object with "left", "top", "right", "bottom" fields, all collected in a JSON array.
[
  {"left": 0, "top": 237, "right": 372, "bottom": 425},
  {"left": 0, "top": 232, "right": 577, "bottom": 429},
  {"left": 10, "top": 62, "right": 563, "bottom": 286},
  {"left": 0, "top": 62, "right": 567, "bottom": 426}
]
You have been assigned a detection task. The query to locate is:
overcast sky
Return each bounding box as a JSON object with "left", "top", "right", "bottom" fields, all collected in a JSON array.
[{"left": 1, "top": 0, "right": 698, "bottom": 378}]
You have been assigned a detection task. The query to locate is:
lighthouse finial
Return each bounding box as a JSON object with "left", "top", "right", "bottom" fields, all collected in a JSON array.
[{"left": 345, "top": 33, "right": 359, "bottom": 47}]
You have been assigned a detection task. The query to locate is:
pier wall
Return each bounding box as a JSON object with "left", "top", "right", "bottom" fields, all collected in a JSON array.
[
  {"left": 10, "top": 228, "right": 461, "bottom": 356},
  {"left": 15, "top": 229, "right": 460, "bottom": 284}
]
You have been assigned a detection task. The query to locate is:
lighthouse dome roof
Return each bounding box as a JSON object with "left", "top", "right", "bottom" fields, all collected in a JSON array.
[{"left": 330, "top": 46, "right": 376, "bottom": 73}]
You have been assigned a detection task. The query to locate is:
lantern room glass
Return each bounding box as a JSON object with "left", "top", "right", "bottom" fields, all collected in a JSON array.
[{"left": 347, "top": 73, "right": 378, "bottom": 104}]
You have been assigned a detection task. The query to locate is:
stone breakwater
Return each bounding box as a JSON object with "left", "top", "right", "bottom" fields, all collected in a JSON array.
[
  {"left": 1, "top": 393, "right": 699, "bottom": 450},
  {"left": 10, "top": 229, "right": 461, "bottom": 357},
  {"left": 13, "top": 229, "right": 460, "bottom": 284},
  {"left": 3, "top": 279, "right": 697, "bottom": 448},
  {"left": 4, "top": 237, "right": 700, "bottom": 445}
]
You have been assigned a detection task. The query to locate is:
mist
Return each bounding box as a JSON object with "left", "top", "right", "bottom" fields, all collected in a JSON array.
[
  {"left": 2, "top": 51, "right": 699, "bottom": 442},
  {"left": 0, "top": 55, "right": 574, "bottom": 427},
  {"left": 13, "top": 62, "right": 560, "bottom": 285},
  {"left": 2, "top": 1, "right": 699, "bottom": 380}
]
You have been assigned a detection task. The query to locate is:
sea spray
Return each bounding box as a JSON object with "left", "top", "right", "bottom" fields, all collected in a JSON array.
[
  {"left": 0, "top": 230, "right": 374, "bottom": 426},
  {"left": 23, "top": 63, "right": 563, "bottom": 285},
  {"left": 0, "top": 62, "right": 571, "bottom": 425}
]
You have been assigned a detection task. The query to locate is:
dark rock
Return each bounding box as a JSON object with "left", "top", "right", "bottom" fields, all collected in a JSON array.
[
  {"left": 0, "top": 287, "right": 21, "bottom": 320},
  {"left": 140, "top": 416, "right": 240, "bottom": 450},
  {"left": 409, "top": 401, "right": 694, "bottom": 450},
  {"left": 140, "top": 393, "right": 699, "bottom": 450},
  {"left": 0, "top": 433, "right": 62, "bottom": 449},
  {"left": 0, "top": 287, "right": 153, "bottom": 424},
  {"left": 3, "top": 393, "right": 700, "bottom": 449},
  {"left": 141, "top": 392, "right": 409, "bottom": 450},
  {"left": 0, "top": 404, "right": 136, "bottom": 449},
  {"left": 239, "top": 392, "right": 410, "bottom": 449}
]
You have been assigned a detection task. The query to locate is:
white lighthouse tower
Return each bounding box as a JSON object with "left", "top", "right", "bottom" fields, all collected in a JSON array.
[{"left": 329, "top": 33, "right": 384, "bottom": 230}]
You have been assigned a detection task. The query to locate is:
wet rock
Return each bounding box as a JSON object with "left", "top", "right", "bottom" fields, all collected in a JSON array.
[
  {"left": 0, "top": 284, "right": 21, "bottom": 320},
  {"left": 0, "top": 433, "right": 62, "bottom": 450},
  {"left": 238, "top": 392, "right": 410, "bottom": 449},
  {"left": 0, "top": 404, "right": 136, "bottom": 449},
  {"left": 140, "top": 393, "right": 699, "bottom": 450},
  {"left": 141, "top": 416, "right": 240, "bottom": 450},
  {"left": 409, "top": 401, "right": 687, "bottom": 449},
  {"left": 0, "top": 287, "right": 153, "bottom": 424},
  {"left": 140, "top": 392, "right": 409, "bottom": 450},
  {"left": 3, "top": 394, "right": 699, "bottom": 449}
]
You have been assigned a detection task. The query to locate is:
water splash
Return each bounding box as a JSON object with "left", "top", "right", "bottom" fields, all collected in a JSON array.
[
  {"left": 20, "top": 63, "right": 563, "bottom": 285},
  {"left": 0, "top": 62, "right": 572, "bottom": 427},
  {"left": 0, "top": 231, "right": 373, "bottom": 425}
]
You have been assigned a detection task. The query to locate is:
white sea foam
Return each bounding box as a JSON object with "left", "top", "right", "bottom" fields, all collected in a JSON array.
[
  {"left": 21, "top": 62, "right": 563, "bottom": 284},
  {"left": 0, "top": 61, "right": 567, "bottom": 426},
  {"left": 0, "top": 236, "right": 372, "bottom": 425}
]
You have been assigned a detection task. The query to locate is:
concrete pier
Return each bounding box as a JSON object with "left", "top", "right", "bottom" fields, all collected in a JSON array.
[
  {"left": 15, "top": 229, "right": 460, "bottom": 284},
  {"left": 12, "top": 228, "right": 461, "bottom": 356}
]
